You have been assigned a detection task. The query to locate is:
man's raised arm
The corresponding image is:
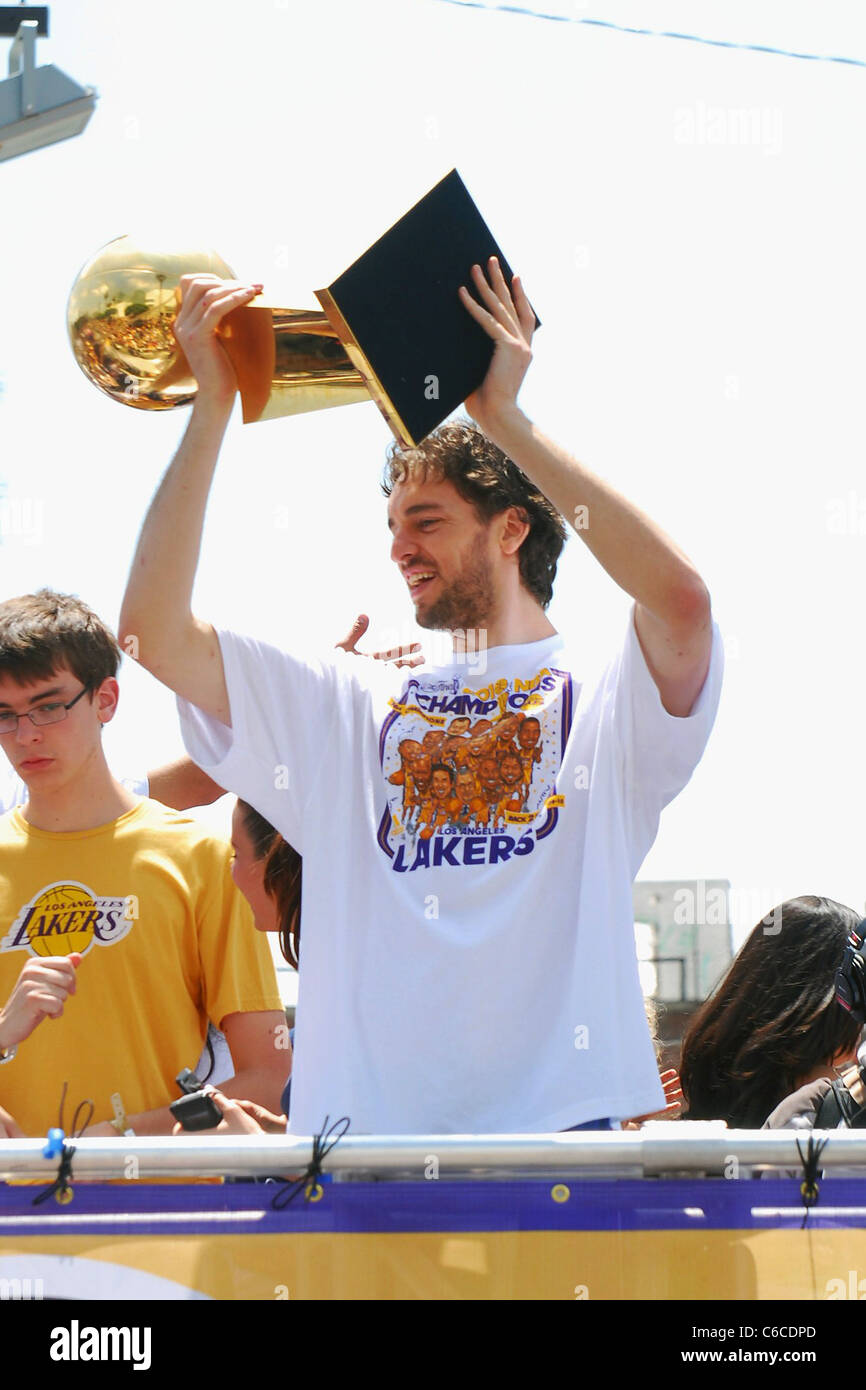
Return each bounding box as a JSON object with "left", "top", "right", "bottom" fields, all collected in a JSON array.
[
  {"left": 462, "top": 260, "right": 713, "bottom": 718},
  {"left": 118, "top": 276, "right": 261, "bottom": 725}
]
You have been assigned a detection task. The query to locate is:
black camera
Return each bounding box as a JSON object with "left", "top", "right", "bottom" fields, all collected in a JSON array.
[{"left": 169, "top": 1067, "right": 222, "bottom": 1132}]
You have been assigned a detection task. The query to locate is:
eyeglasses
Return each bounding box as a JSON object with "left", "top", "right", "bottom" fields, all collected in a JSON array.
[{"left": 0, "top": 685, "right": 91, "bottom": 734}]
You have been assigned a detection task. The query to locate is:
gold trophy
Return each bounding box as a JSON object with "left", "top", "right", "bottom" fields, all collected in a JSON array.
[
  {"left": 66, "top": 235, "right": 370, "bottom": 424},
  {"left": 68, "top": 174, "right": 535, "bottom": 445}
]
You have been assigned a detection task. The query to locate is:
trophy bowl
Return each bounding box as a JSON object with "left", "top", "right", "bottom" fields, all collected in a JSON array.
[
  {"left": 66, "top": 236, "right": 369, "bottom": 421},
  {"left": 67, "top": 237, "right": 236, "bottom": 410}
]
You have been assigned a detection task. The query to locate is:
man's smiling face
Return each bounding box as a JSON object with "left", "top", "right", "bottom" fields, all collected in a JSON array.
[{"left": 388, "top": 476, "right": 498, "bottom": 632}]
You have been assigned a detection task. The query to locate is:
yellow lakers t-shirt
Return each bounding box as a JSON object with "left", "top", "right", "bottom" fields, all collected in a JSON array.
[{"left": 0, "top": 799, "right": 283, "bottom": 1136}]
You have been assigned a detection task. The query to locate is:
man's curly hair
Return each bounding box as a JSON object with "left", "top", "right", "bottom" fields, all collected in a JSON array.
[{"left": 381, "top": 420, "right": 567, "bottom": 608}]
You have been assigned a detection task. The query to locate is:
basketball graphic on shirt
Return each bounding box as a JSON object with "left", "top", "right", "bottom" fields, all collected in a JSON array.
[
  {"left": 0, "top": 880, "right": 134, "bottom": 959},
  {"left": 24, "top": 885, "right": 95, "bottom": 958},
  {"left": 376, "top": 663, "right": 573, "bottom": 871}
]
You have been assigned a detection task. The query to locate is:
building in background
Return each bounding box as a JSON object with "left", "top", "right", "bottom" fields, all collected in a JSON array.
[{"left": 633, "top": 879, "right": 733, "bottom": 1068}]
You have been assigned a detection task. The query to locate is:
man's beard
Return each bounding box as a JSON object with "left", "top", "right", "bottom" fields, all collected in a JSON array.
[{"left": 415, "top": 543, "right": 495, "bottom": 633}]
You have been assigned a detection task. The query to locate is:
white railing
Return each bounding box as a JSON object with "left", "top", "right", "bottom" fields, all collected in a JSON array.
[{"left": 0, "top": 1124, "right": 862, "bottom": 1182}]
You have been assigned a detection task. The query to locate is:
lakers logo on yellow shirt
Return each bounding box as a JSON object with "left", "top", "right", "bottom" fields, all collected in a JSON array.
[{"left": 0, "top": 881, "right": 134, "bottom": 959}]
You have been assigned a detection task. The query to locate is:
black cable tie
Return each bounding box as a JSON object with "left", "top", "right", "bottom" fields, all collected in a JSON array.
[
  {"left": 796, "top": 1134, "right": 828, "bottom": 1228},
  {"left": 70, "top": 1099, "right": 94, "bottom": 1139},
  {"left": 271, "top": 1115, "right": 350, "bottom": 1211},
  {"left": 32, "top": 1085, "right": 95, "bottom": 1207},
  {"left": 33, "top": 1141, "right": 76, "bottom": 1207}
]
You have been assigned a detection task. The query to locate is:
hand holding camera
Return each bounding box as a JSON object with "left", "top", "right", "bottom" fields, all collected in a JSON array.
[{"left": 169, "top": 1067, "right": 223, "bottom": 1132}]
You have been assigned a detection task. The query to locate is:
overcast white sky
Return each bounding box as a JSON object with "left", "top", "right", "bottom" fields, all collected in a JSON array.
[{"left": 0, "top": 0, "right": 864, "bottom": 948}]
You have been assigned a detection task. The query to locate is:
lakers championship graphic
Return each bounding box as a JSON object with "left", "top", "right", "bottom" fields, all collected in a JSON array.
[
  {"left": 377, "top": 664, "right": 573, "bottom": 871},
  {"left": 1, "top": 881, "right": 134, "bottom": 959}
]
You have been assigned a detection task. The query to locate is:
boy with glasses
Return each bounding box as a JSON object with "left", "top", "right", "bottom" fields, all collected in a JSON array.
[{"left": 0, "top": 589, "right": 287, "bottom": 1138}]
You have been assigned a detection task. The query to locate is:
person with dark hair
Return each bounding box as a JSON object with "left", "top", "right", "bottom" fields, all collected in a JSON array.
[
  {"left": 680, "top": 896, "right": 862, "bottom": 1129},
  {"left": 0, "top": 589, "right": 288, "bottom": 1137},
  {"left": 230, "top": 799, "right": 301, "bottom": 971},
  {"left": 199, "top": 799, "right": 302, "bottom": 1136},
  {"left": 120, "top": 258, "right": 722, "bottom": 1133}
]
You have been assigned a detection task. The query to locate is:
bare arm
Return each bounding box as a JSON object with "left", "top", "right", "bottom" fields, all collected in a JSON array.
[
  {"left": 462, "top": 261, "right": 712, "bottom": 717},
  {"left": 146, "top": 757, "right": 225, "bottom": 810},
  {"left": 87, "top": 1009, "right": 288, "bottom": 1137},
  {"left": 484, "top": 412, "right": 711, "bottom": 716},
  {"left": 118, "top": 276, "right": 261, "bottom": 724},
  {"left": 216, "top": 1008, "right": 289, "bottom": 1116}
]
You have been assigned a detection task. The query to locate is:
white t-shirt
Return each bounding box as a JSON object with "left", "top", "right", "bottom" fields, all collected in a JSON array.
[
  {"left": 0, "top": 772, "right": 149, "bottom": 814},
  {"left": 178, "top": 610, "right": 723, "bottom": 1134}
]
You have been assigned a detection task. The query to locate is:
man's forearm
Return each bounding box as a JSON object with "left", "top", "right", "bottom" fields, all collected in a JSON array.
[
  {"left": 121, "top": 271, "right": 259, "bottom": 667},
  {"left": 119, "top": 400, "right": 233, "bottom": 656},
  {"left": 215, "top": 1064, "right": 286, "bottom": 1117},
  {"left": 487, "top": 408, "right": 709, "bottom": 628}
]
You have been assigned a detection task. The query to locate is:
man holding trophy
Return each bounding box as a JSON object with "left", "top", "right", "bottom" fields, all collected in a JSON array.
[{"left": 119, "top": 224, "right": 722, "bottom": 1134}]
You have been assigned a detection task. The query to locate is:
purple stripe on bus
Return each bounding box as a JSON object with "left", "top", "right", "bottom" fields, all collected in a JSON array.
[{"left": 2, "top": 1178, "right": 865, "bottom": 1235}]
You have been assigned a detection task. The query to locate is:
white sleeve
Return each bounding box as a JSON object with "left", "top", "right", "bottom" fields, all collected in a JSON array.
[
  {"left": 609, "top": 607, "right": 724, "bottom": 870},
  {"left": 176, "top": 629, "right": 370, "bottom": 851}
]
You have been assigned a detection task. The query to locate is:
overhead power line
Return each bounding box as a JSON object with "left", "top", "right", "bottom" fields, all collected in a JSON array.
[{"left": 433, "top": 1, "right": 866, "bottom": 70}]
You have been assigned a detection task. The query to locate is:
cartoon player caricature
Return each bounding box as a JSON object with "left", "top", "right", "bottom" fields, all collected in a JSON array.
[
  {"left": 421, "top": 729, "right": 447, "bottom": 758},
  {"left": 388, "top": 738, "right": 425, "bottom": 817},
  {"left": 475, "top": 755, "right": 505, "bottom": 828},
  {"left": 497, "top": 750, "right": 527, "bottom": 819},
  {"left": 450, "top": 725, "right": 485, "bottom": 771},
  {"left": 441, "top": 717, "right": 471, "bottom": 763},
  {"left": 516, "top": 716, "right": 542, "bottom": 797},
  {"left": 388, "top": 740, "right": 441, "bottom": 832},
  {"left": 405, "top": 752, "right": 434, "bottom": 830},
  {"left": 453, "top": 765, "right": 482, "bottom": 826},
  {"left": 417, "top": 763, "right": 462, "bottom": 840}
]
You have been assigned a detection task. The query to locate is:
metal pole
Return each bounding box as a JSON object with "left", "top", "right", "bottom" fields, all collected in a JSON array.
[
  {"left": 0, "top": 1128, "right": 865, "bottom": 1181},
  {"left": 8, "top": 21, "right": 37, "bottom": 114}
]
